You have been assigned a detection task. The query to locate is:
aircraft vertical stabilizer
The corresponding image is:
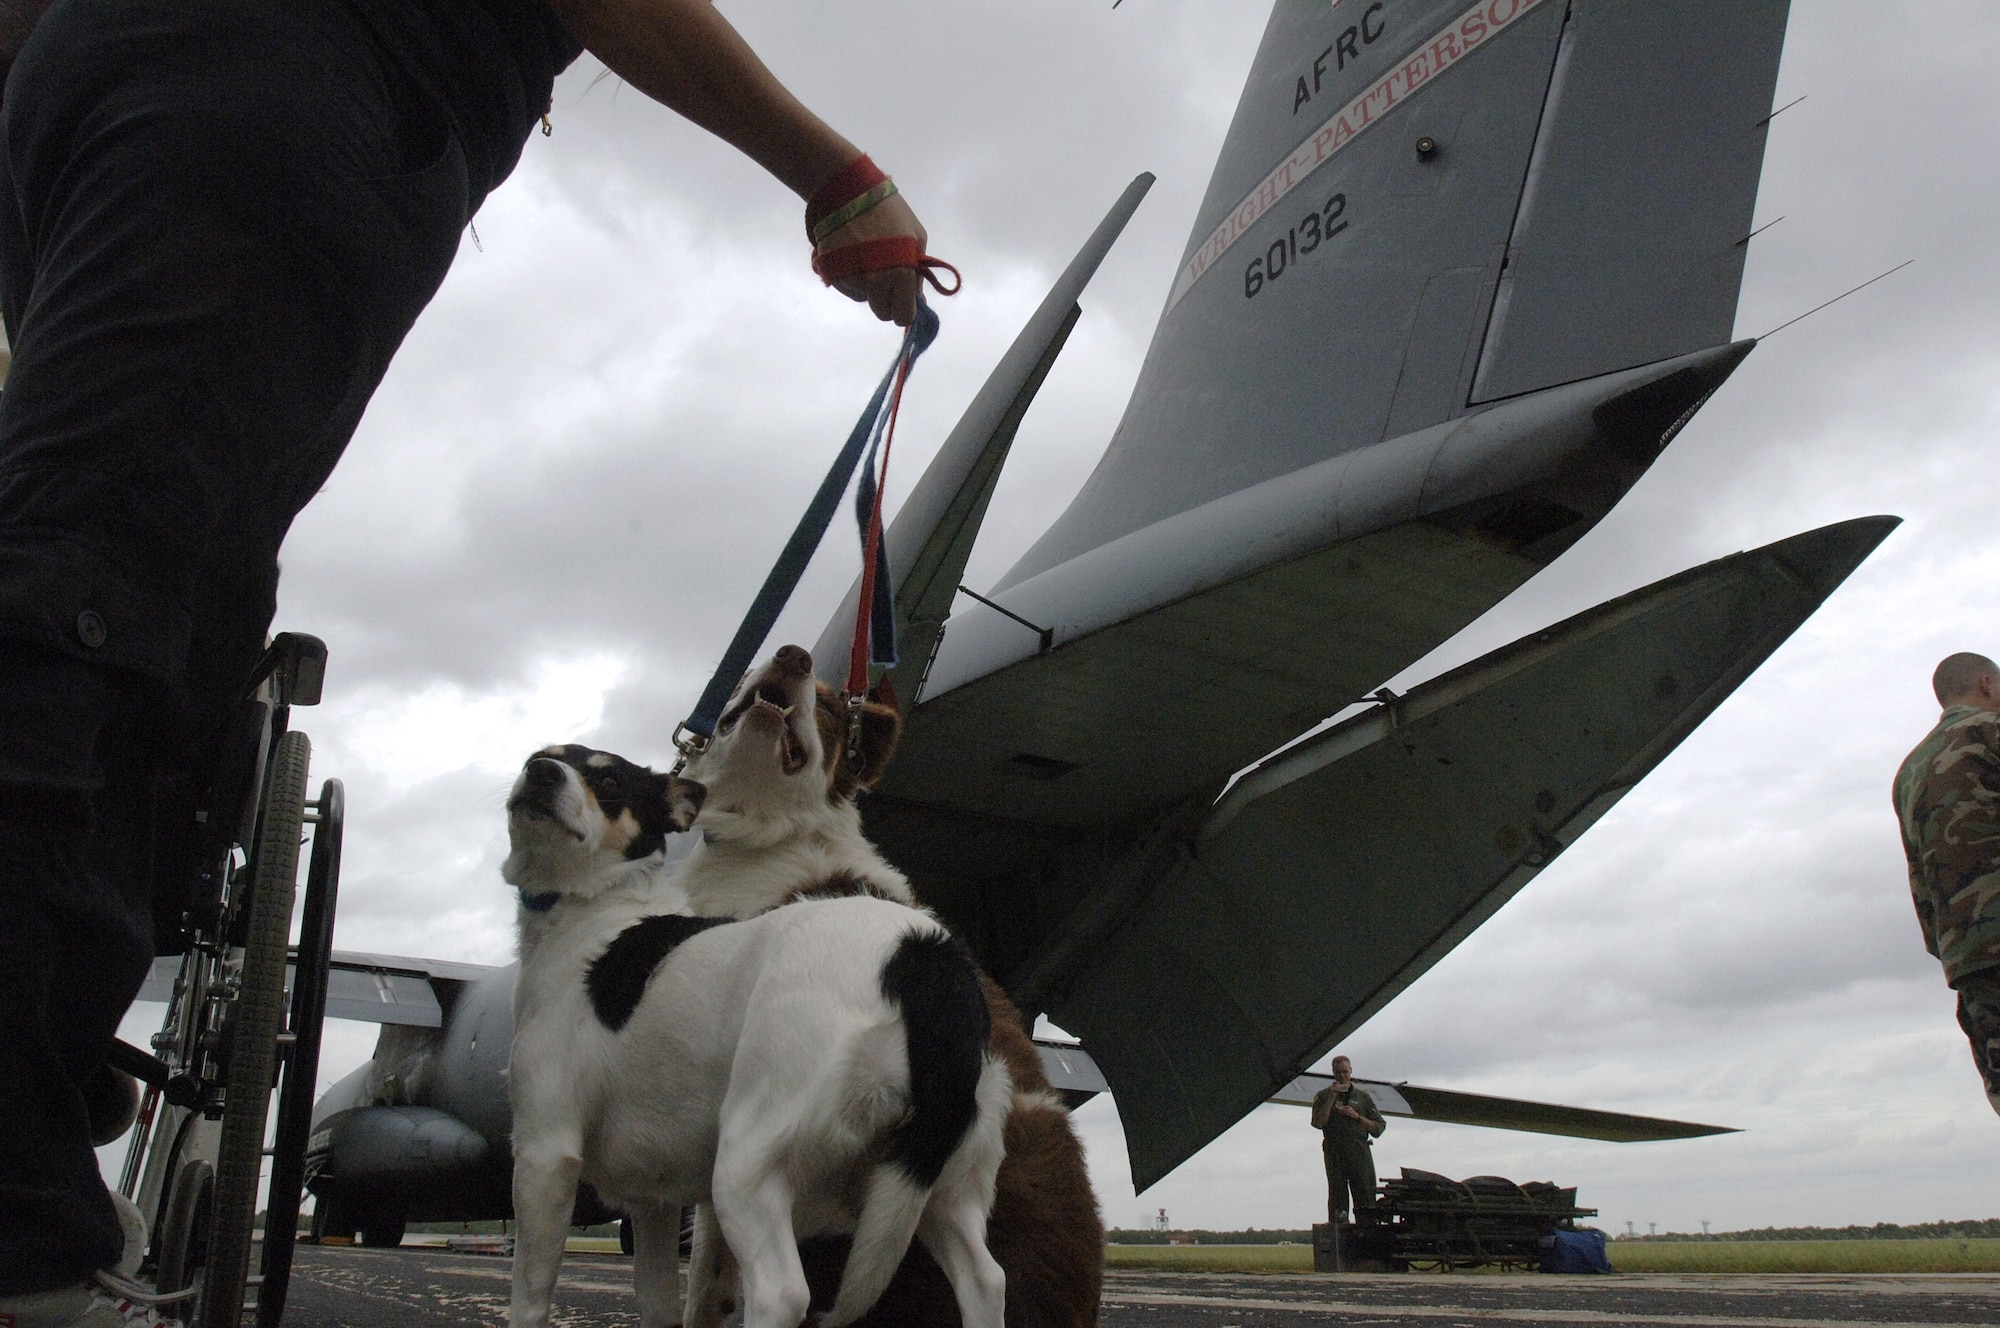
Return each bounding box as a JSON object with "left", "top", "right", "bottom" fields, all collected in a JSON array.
[
  {"left": 843, "top": 0, "right": 1841, "bottom": 1192},
  {"left": 998, "top": 0, "right": 1791, "bottom": 588}
]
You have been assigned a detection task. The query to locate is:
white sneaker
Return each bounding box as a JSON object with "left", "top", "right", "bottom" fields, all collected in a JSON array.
[
  {"left": 106, "top": 1193, "right": 146, "bottom": 1280},
  {"left": 0, "top": 1281, "right": 183, "bottom": 1327}
]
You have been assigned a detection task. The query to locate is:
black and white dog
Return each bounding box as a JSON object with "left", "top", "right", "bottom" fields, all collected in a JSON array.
[
  {"left": 502, "top": 744, "right": 1010, "bottom": 1328},
  {"left": 675, "top": 648, "right": 1106, "bottom": 1328}
]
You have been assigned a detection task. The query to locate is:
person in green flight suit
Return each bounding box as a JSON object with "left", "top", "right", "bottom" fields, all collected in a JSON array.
[
  {"left": 1894, "top": 651, "right": 2000, "bottom": 1117},
  {"left": 1310, "top": 1055, "right": 1385, "bottom": 1224}
]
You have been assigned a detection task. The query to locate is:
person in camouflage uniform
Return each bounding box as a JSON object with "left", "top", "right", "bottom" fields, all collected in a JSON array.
[
  {"left": 1894, "top": 651, "right": 2000, "bottom": 1117},
  {"left": 1310, "top": 1055, "right": 1386, "bottom": 1223}
]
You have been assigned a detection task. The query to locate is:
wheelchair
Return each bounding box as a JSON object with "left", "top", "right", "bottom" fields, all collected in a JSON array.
[{"left": 108, "top": 632, "right": 345, "bottom": 1328}]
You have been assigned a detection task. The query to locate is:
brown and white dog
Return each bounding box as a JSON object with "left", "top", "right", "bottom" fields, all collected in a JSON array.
[{"left": 675, "top": 644, "right": 1104, "bottom": 1328}]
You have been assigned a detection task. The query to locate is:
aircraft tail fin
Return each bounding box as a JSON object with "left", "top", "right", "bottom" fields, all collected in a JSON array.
[
  {"left": 1000, "top": 0, "right": 1792, "bottom": 589},
  {"left": 812, "top": 176, "right": 1153, "bottom": 702}
]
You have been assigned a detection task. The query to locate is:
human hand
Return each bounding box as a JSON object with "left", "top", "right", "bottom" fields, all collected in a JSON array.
[{"left": 815, "top": 190, "right": 928, "bottom": 327}]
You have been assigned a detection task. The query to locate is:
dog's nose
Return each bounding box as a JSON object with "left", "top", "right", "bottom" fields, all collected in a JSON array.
[
  {"left": 523, "top": 758, "right": 565, "bottom": 789},
  {"left": 774, "top": 645, "right": 812, "bottom": 678}
]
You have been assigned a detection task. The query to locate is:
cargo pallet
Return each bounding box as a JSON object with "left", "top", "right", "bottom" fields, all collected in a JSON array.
[{"left": 1316, "top": 1168, "right": 1598, "bottom": 1273}]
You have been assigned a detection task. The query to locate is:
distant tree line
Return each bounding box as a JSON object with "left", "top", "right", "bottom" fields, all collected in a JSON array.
[
  {"left": 1104, "top": 1228, "right": 1312, "bottom": 1245},
  {"left": 1625, "top": 1219, "right": 2000, "bottom": 1242}
]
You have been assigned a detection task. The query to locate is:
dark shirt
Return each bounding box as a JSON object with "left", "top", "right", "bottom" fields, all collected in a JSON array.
[
  {"left": 0, "top": 0, "right": 583, "bottom": 732},
  {"left": 1312, "top": 1084, "right": 1385, "bottom": 1147},
  {"left": 338, "top": 0, "right": 583, "bottom": 205}
]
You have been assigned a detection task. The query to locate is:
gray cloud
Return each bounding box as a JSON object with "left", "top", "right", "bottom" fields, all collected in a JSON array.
[{"left": 103, "top": 0, "right": 2000, "bottom": 1235}]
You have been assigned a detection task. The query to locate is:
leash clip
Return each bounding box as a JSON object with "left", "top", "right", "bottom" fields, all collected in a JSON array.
[
  {"left": 845, "top": 693, "right": 867, "bottom": 769},
  {"left": 670, "top": 723, "right": 710, "bottom": 776}
]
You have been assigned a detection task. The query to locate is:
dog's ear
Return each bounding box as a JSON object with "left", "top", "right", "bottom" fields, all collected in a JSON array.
[{"left": 661, "top": 776, "right": 706, "bottom": 831}]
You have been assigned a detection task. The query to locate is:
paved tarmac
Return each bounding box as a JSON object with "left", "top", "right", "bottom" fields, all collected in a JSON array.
[{"left": 278, "top": 1244, "right": 2000, "bottom": 1326}]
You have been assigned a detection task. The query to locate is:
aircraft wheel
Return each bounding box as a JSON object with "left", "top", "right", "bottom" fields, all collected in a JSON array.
[
  {"left": 156, "top": 1158, "right": 215, "bottom": 1300},
  {"left": 198, "top": 730, "right": 311, "bottom": 1328},
  {"left": 356, "top": 1211, "right": 406, "bottom": 1248},
  {"left": 619, "top": 1217, "right": 634, "bottom": 1256},
  {"left": 309, "top": 1195, "right": 356, "bottom": 1243}
]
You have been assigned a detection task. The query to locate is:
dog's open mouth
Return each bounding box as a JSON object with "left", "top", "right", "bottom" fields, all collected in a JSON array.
[
  {"left": 507, "top": 795, "right": 585, "bottom": 840},
  {"left": 721, "top": 679, "right": 809, "bottom": 775}
]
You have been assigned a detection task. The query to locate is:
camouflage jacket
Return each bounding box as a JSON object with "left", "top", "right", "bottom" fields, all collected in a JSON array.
[{"left": 1894, "top": 705, "right": 2000, "bottom": 984}]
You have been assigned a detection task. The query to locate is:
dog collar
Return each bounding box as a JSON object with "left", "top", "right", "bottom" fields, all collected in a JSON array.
[{"left": 518, "top": 890, "right": 562, "bottom": 913}]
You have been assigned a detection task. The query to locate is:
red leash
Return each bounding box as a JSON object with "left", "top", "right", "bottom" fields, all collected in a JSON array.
[
  {"left": 846, "top": 344, "right": 912, "bottom": 701},
  {"left": 806, "top": 153, "right": 959, "bottom": 729}
]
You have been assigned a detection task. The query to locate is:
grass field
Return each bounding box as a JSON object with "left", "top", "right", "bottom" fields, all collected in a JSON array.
[
  {"left": 1105, "top": 1244, "right": 1314, "bottom": 1273},
  {"left": 1606, "top": 1238, "right": 2000, "bottom": 1274},
  {"left": 1102, "top": 1239, "right": 2000, "bottom": 1275}
]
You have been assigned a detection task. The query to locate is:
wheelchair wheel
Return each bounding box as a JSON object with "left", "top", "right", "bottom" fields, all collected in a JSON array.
[
  {"left": 199, "top": 729, "right": 311, "bottom": 1328},
  {"left": 256, "top": 777, "right": 343, "bottom": 1327}
]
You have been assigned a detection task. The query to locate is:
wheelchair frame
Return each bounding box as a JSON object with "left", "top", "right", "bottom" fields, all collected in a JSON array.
[{"left": 111, "top": 632, "right": 345, "bottom": 1328}]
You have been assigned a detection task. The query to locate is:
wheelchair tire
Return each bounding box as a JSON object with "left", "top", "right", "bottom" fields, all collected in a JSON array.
[{"left": 198, "top": 729, "right": 310, "bottom": 1328}]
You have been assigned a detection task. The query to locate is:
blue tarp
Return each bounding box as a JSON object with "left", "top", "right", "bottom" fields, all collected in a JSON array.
[{"left": 1539, "top": 1228, "right": 1612, "bottom": 1274}]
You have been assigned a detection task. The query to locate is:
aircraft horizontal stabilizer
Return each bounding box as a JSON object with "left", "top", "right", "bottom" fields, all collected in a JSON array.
[
  {"left": 1034, "top": 515, "right": 1894, "bottom": 1189},
  {"left": 890, "top": 339, "right": 1752, "bottom": 830},
  {"left": 137, "top": 950, "right": 493, "bottom": 1028},
  {"left": 1271, "top": 1072, "right": 1737, "bottom": 1143},
  {"left": 1035, "top": 1038, "right": 1735, "bottom": 1141},
  {"left": 811, "top": 175, "right": 1155, "bottom": 702}
]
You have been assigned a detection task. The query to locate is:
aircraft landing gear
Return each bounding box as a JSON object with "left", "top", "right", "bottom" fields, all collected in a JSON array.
[{"left": 356, "top": 1211, "right": 407, "bottom": 1250}]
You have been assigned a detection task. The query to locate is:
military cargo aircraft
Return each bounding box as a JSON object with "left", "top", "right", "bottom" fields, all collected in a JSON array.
[
  {"left": 127, "top": 945, "right": 1732, "bottom": 1244},
  {"left": 273, "top": 0, "right": 1896, "bottom": 1230}
]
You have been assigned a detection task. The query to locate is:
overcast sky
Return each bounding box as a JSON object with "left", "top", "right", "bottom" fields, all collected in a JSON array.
[{"left": 104, "top": 0, "right": 2000, "bottom": 1237}]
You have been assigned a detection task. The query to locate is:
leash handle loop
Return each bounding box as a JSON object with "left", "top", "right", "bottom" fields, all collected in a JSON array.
[{"left": 814, "top": 238, "right": 963, "bottom": 295}]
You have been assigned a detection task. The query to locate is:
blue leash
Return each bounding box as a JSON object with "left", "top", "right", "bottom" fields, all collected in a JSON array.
[{"left": 673, "top": 303, "right": 939, "bottom": 765}]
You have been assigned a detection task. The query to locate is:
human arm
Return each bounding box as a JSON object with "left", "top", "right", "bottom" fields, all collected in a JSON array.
[
  {"left": 1341, "top": 1091, "right": 1385, "bottom": 1138},
  {"left": 1901, "top": 820, "right": 1942, "bottom": 960},
  {"left": 542, "top": 0, "right": 927, "bottom": 325}
]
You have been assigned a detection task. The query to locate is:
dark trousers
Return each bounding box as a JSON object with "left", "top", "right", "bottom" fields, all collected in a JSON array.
[
  {"left": 1323, "top": 1138, "right": 1374, "bottom": 1224},
  {"left": 0, "top": 0, "right": 469, "bottom": 1294},
  {"left": 0, "top": 645, "right": 166, "bottom": 1292}
]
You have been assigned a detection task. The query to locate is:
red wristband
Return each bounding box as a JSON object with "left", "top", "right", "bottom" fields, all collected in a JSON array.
[{"left": 805, "top": 154, "right": 888, "bottom": 242}]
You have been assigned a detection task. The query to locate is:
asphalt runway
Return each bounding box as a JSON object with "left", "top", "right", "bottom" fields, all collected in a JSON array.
[{"left": 278, "top": 1244, "right": 2000, "bottom": 1326}]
